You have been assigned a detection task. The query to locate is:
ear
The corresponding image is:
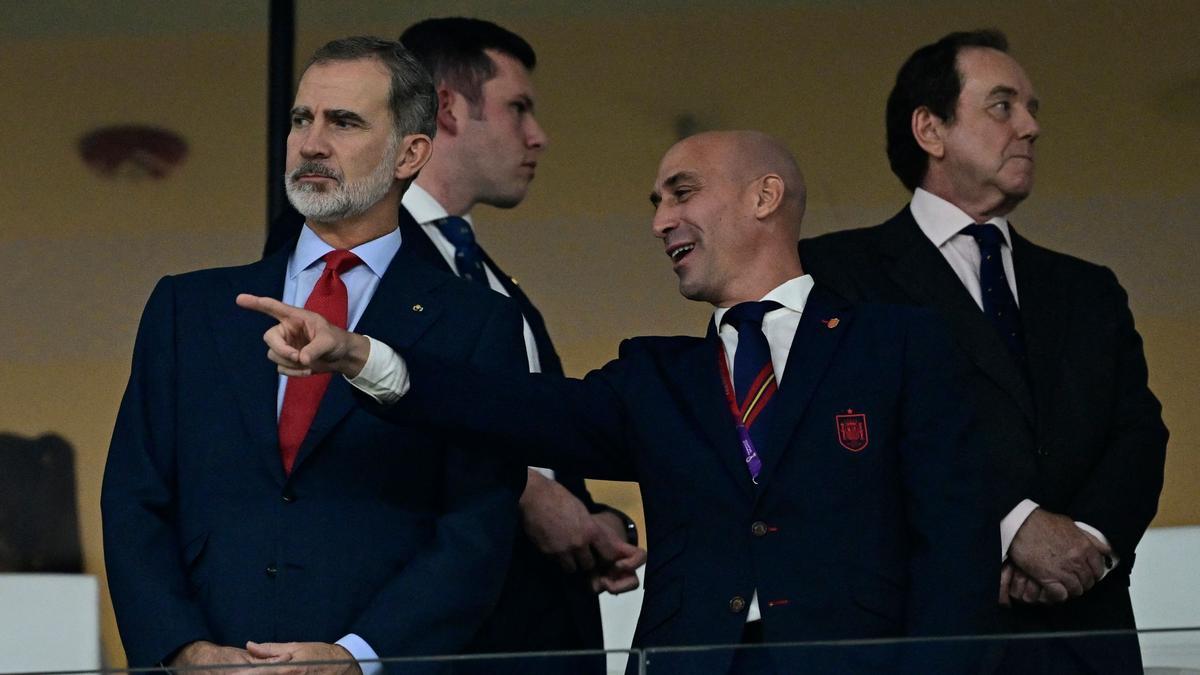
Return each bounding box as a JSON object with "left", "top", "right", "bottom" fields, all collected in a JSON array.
[
  {"left": 436, "top": 87, "right": 459, "bottom": 135},
  {"left": 394, "top": 134, "right": 434, "bottom": 181},
  {"left": 912, "top": 106, "right": 946, "bottom": 160},
  {"left": 752, "top": 174, "right": 785, "bottom": 220}
]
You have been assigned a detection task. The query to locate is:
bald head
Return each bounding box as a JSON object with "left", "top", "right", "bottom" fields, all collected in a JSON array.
[
  {"left": 670, "top": 131, "right": 806, "bottom": 234},
  {"left": 651, "top": 130, "right": 807, "bottom": 307}
]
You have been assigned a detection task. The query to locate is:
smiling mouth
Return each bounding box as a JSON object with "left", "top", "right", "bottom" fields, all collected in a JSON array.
[{"left": 667, "top": 243, "right": 695, "bottom": 263}]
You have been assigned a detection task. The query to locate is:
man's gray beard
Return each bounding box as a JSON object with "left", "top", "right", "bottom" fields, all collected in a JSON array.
[{"left": 285, "top": 141, "right": 399, "bottom": 222}]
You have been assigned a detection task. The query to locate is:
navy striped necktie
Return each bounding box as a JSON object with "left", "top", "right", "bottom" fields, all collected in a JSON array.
[{"left": 962, "top": 223, "right": 1026, "bottom": 361}]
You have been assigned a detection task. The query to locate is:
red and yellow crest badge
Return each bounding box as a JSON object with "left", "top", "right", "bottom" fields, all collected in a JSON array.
[{"left": 835, "top": 409, "right": 868, "bottom": 452}]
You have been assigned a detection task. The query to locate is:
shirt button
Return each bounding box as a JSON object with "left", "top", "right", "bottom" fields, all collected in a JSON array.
[
  {"left": 265, "top": 565, "right": 278, "bottom": 577},
  {"left": 729, "top": 596, "right": 746, "bottom": 613},
  {"left": 751, "top": 521, "right": 768, "bottom": 537}
]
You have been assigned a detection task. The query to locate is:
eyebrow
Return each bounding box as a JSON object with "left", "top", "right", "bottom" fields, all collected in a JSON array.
[
  {"left": 326, "top": 109, "right": 369, "bottom": 126},
  {"left": 288, "top": 106, "right": 370, "bottom": 127},
  {"left": 986, "top": 85, "right": 1040, "bottom": 112},
  {"left": 987, "top": 85, "right": 1019, "bottom": 99},
  {"left": 649, "top": 171, "right": 700, "bottom": 207}
]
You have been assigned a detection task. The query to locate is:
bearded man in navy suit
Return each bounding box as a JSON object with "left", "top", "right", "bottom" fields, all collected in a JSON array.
[
  {"left": 102, "top": 37, "right": 525, "bottom": 672},
  {"left": 241, "top": 130, "right": 996, "bottom": 675}
]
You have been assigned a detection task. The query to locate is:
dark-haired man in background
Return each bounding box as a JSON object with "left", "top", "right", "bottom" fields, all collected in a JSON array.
[
  {"left": 802, "top": 29, "right": 1167, "bottom": 674},
  {"left": 396, "top": 19, "right": 642, "bottom": 673},
  {"left": 103, "top": 37, "right": 525, "bottom": 673}
]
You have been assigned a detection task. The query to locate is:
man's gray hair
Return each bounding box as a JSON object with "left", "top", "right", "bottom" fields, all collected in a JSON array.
[{"left": 305, "top": 36, "right": 437, "bottom": 139}]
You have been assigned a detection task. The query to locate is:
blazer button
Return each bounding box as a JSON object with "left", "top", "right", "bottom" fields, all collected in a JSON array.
[
  {"left": 265, "top": 564, "right": 278, "bottom": 578},
  {"left": 751, "top": 521, "right": 768, "bottom": 537},
  {"left": 282, "top": 492, "right": 295, "bottom": 503},
  {"left": 729, "top": 595, "right": 746, "bottom": 613}
]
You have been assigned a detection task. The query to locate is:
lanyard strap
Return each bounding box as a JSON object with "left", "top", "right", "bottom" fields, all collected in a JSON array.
[{"left": 717, "top": 346, "right": 769, "bottom": 484}]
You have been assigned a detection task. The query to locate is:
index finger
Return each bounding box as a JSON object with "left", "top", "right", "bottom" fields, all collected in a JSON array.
[{"left": 236, "top": 293, "right": 301, "bottom": 322}]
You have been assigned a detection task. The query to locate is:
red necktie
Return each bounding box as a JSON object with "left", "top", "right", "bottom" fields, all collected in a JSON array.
[{"left": 277, "top": 249, "right": 363, "bottom": 474}]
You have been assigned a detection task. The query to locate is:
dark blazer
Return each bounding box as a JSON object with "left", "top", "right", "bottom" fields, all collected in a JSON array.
[
  {"left": 386, "top": 286, "right": 997, "bottom": 675},
  {"left": 397, "top": 207, "right": 607, "bottom": 671},
  {"left": 801, "top": 207, "right": 1168, "bottom": 670},
  {"left": 101, "top": 242, "right": 527, "bottom": 668}
]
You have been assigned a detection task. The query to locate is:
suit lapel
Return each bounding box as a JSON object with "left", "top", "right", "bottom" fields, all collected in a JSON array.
[
  {"left": 479, "top": 248, "right": 564, "bottom": 377},
  {"left": 398, "top": 205, "right": 454, "bottom": 272},
  {"left": 662, "top": 326, "right": 757, "bottom": 500},
  {"left": 290, "top": 252, "right": 451, "bottom": 473},
  {"left": 211, "top": 248, "right": 291, "bottom": 484},
  {"left": 1010, "top": 228, "right": 1066, "bottom": 438},
  {"left": 880, "top": 209, "right": 1036, "bottom": 426},
  {"left": 754, "top": 286, "right": 851, "bottom": 496}
]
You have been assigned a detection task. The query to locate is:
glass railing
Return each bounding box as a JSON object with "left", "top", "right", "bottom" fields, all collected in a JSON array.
[{"left": 9, "top": 628, "right": 1199, "bottom": 675}]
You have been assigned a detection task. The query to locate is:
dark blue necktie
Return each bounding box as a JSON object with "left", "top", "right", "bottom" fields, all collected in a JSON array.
[
  {"left": 962, "top": 223, "right": 1026, "bottom": 360},
  {"left": 433, "top": 216, "right": 489, "bottom": 286},
  {"left": 722, "top": 301, "right": 783, "bottom": 473},
  {"left": 723, "top": 301, "right": 783, "bottom": 404}
]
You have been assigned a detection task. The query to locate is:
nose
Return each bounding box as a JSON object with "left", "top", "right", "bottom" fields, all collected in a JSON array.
[
  {"left": 297, "top": 122, "right": 332, "bottom": 159},
  {"left": 1018, "top": 104, "right": 1040, "bottom": 141},
  {"left": 526, "top": 116, "right": 548, "bottom": 151},
  {"left": 651, "top": 206, "right": 675, "bottom": 240}
]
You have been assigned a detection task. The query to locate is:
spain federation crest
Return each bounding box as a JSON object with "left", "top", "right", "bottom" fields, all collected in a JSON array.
[{"left": 835, "top": 409, "right": 868, "bottom": 452}]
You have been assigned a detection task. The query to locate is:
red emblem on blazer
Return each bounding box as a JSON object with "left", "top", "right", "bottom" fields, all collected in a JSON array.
[{"left": 835, "top": 409, "right": 868, "bottom": 452}]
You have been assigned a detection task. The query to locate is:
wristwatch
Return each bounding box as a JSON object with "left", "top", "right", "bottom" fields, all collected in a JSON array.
[{"left": 602, "top": 506, "right": 638, "bottom": 547}]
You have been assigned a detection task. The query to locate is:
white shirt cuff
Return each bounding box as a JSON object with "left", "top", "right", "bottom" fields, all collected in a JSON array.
[
  {"left": 346, "top": 335, "right": 410, "bottom": 403},
  {"left": 1000, "top": 499, "right": 1040, "bottom": 560},
  {"left": 335, "top": 634, "right": 381, "bottom": 675}
]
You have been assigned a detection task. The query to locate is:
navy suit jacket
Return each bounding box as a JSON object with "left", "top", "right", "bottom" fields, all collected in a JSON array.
[
  {"left": 397, "top": 206, "right": 607, "bottom": 670},
  {"left": 102, "top": 241, "right": 527, "bottom": 667},
  {"left": 801, "top": 208, "right": 1168, "bottom": 672},
  {"left": 383, "top": 286, "right": 997, "bottom": 675}
]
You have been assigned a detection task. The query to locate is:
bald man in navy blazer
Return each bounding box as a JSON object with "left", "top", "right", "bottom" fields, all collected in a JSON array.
[{"left": 242, "top": 130, "right": 997, "bottom": 675}]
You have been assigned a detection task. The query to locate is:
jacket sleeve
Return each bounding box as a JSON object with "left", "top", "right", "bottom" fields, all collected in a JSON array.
[
  {"left": 1066, "top": 268, "right": 1168, "bottom": 562},
  {"left": 101, "top": 277, "right": 214, "bottom": 666},
  {"left": 363, "top": 339, "right": 639, "bottom": 483}
]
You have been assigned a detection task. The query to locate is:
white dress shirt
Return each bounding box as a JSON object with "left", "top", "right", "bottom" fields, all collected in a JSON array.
[
  {"left": 910, "top": 188, "right": 1115, "bottom": 570},
  {"left": 279, "top": 223, "right": 401, "bottom": 675}
]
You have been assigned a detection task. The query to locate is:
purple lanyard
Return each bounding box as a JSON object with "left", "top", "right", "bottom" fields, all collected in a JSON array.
[{"left": 717, "top": 347, "right": 764, "bottom": 484}]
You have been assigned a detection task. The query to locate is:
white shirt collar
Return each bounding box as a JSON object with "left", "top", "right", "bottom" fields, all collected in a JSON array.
[
  {"left": 712, "top": 275, "right": 815, "bottom": 329},
  {"left": 402, "top": 182, "right": 474, "bottom": 227},
  {"left": 287, "top": 224, "right": 402, "bottom": 280},
  {"left": 911, "top": 187, "right": 1012, "bottom": 249}
]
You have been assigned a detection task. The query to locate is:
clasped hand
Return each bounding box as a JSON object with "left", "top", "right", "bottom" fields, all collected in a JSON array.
[
  {"left": 171, "top": 640, "right": 360, "bottom": 675},
  {"left": 999, "top": 508, "right": 1112, "bottom": 606}
]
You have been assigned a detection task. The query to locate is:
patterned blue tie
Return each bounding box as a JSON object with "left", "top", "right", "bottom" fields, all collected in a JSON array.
[
  {"left": 433, "top": 216, "right": 489, "bottom": 286},
  {"left": 962, "top": 223, "right": 1026, "bottom": 360}
]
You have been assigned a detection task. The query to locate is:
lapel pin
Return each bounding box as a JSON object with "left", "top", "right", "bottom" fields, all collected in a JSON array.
[
  {"left": 510, "top": 277, "right": 519, "bottom": 286},
  {"left": 412, "top": 304, "right": 424, "bottom": 313},
  {"left": 822, "top": 317, "right": 840, "bottom": 329}
]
